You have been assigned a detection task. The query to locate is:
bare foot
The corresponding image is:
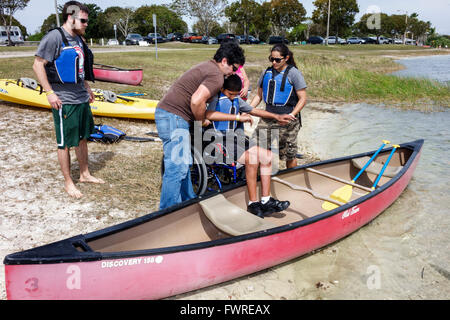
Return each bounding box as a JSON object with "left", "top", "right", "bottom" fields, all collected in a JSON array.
[
  {"left": 79, "top": 175, "right": 105, "bottom": 184},
  {"left": 65, "top": 182, "right": 83, "bottom": 199}
]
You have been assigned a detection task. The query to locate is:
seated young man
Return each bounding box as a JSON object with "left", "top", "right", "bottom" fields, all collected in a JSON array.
[{"left": 204, "top": 74, "right": 293, "bottom": 217}]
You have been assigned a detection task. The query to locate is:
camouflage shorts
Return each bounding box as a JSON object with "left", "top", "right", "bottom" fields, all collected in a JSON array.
[{"left": 252, "top": 115, "right": 301, "bottom": 161}]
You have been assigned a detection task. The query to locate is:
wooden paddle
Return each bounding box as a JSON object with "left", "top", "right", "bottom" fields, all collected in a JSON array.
[
  {"left": 322, "top": 140, "right": 390, "bottom": 211},
  {"left": 371, "top": 144, "right": 400, "bottom": 190}
]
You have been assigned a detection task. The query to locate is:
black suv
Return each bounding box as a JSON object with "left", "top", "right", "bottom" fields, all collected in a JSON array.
[
  {"left": 306, "top": 36, "right": 324, "bottom": 44},
  {"left": 167, "top": 32, "right": 183, "bottom": 41},
  {"left": 217, "top": 33, "right": 236, "bottom": 44},
  {"left": 268, "top": 36, "right": 289, "bottom": 45}
]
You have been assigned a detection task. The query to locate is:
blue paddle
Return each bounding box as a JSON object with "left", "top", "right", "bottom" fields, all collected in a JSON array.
[
  {"left": 322, "top": 140, "right": 390, "bottom": 210},
  {"left": 371, "top": 144, "right": 400, "bottom": 190}
]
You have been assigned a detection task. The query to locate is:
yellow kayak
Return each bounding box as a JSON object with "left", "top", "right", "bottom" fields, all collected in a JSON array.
[{"left": 0, "top": 79, "right": 157, "bottom": 120}]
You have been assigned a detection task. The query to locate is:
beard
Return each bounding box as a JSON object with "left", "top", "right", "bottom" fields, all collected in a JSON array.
[
  {"left": 73, "top": 28, "right": 86, "bottom": 36},
  {"left": 68, "top": 19, "right": 86, "bottom": 36}
]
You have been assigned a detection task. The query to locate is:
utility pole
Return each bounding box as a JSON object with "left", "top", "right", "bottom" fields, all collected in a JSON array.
[
  {"left": 54, "top": 0, "right": 60, "bottom": 27},
  {"left": 403, "top": 12, "right": 408, "bottom": 45},
  {"left": 325, "top": 0, "right": 331, "bottom": 45},
  {"left": 397, "top": 10, "right": 408, "bottom": 44}
]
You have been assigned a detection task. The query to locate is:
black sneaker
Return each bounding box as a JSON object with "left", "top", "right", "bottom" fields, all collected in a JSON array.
[
  {"left": 247, "top": 202, "right": 274, "bottom": 218},
  {"left": 262, "top": 197, "right": 290, "bottom": 213}
]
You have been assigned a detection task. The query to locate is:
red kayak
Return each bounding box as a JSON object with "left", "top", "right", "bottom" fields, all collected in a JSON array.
[
  {"left": 93, "top": 63, "right": 143, "bottom": 86},
  {"left": 3, "top": 140, "right": 423, "bottom": 299}
]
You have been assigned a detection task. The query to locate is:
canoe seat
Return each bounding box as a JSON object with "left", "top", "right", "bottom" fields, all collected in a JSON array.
[
  {"left": 199, "top": 194, "right": 276, "bottom": 236},
  {"left": 352, "top": 156, "right": 402, "bottom": 178}
]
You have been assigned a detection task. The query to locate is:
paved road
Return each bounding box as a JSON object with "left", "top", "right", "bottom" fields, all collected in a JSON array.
[{"left": 0, "top": 46, "right": 192, "bottom": 58}]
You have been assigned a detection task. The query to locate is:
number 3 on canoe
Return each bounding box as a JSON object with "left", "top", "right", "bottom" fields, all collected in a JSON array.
[{"left": 322, "top": 140, "right": 390, "bottom": 211}]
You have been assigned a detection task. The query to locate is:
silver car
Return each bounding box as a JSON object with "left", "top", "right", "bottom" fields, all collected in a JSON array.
[
  {"left": 347, "top": 37, "right": 363, "bottom": 44},
  {"left": 326, "top": 36, "right": 346, "bottom": 44}
]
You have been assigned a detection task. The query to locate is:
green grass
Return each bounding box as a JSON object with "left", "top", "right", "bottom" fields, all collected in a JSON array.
[{"left": 0, "top": 42, "right": 449, "bottom": 108}]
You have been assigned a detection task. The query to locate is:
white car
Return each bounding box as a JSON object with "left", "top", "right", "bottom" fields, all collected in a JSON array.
[
  {"left": 326, "top": 36, "right": 346, "bottom": 44},
  {"left": 0, "top": 26, "right": 24, "bottom": 45},
  {"left": 107, "top": 39, "right": 119, "bottom": 46},
  {"left": 377, "top": 36, "right": 389, "bottom": 44}
]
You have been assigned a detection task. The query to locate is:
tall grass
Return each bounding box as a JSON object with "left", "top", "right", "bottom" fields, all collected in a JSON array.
[{"left": 0, "top": 43, "right": 448, "bottom": 108}]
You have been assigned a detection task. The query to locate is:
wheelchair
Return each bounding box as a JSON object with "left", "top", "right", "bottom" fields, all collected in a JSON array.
[{"left": 161, "top": 137, "right": 246, "bottom": 196}]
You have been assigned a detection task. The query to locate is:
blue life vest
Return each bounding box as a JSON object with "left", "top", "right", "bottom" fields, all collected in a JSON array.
[
  {"left": 212, "top": 93, "right": 240, "bottom": 132},
  {"left": 261, "top": 65, "right": 298, "bottom": 114},
  {"left": 89, "top": 124, "right": 126, "bottom": 143},
  {"left": 45, "top": 28, "right": 93, "bottom": 84}
]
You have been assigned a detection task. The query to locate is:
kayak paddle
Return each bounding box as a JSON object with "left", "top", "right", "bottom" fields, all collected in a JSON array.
[
  {"left": 371, "top": 144, "right": 399, "bottom": 190},
  {"left": 322, "top": 140, "right": 390, "bottom": 211}
]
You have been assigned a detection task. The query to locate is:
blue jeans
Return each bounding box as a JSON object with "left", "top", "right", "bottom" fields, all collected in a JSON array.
[{"left": 155, "top": 108, "right": 196, "bottom": 209}]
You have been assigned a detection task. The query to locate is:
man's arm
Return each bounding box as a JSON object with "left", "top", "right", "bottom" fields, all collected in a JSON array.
[
  {"left": 33, "top": 56, "right": 62, "bottom": 110},
  {"left": 84, "top": 80, "right": 95, "bottom": 103},
  {"left": 191, "top": 84, "right": 213, "bottom": 121}
]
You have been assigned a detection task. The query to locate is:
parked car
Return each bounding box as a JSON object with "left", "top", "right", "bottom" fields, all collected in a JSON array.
[
  {"left": 326, "top": 36, "right": 345, "bottom": 44},
  {"left": 217, "top": 33, "right": 236, "bottom": 43},
  {"left": 377, "top": 36, "right": 389, "bottom": 44},
  {"left": 0, "top": 26, "right": 24, "bottom": 45},
  {"left": 306, "top": 36, "right": 324, "bottom": 44},
  {"left": 361, "top": 37, "right": 377, "bottom": 44},
  {"left": 191, "top": 34, "right": 203, "bottom": 43},
  {"left": 202, "top": 36, "right": 218, "bottom": 45},
  {"left": 167, "top": 32, "right": 183, "bottom": 41},
  {"left": 347, "top": 37, "right": 363, "bottom": 44},
  {"left": 392, "top": 38, "right": 403, "bottom": 44},
  {"left": 125, "top": 33, "right": 144, "bottom": 45},
  {"left": 182, "top": 33, "right": 195, "bottom": 42},
  {"left": 268, "top": 36, "right": 289, "bottom": 44},
  {"left": 145, "top": 33, "right": 166, "bottom": 44},
  {"left": 107, "top": 39, "right": 119, "bottom": 46},
  {"left": 405, "top": 38, "right": 416, "bottom": 45},
  {"left": 182, "top": 32, "right": 202, "bottom": 43},
  {"left": 238, "top": 35, "right": 260, "bottom": 44}
]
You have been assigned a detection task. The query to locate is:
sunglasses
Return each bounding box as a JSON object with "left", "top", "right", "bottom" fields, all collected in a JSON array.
[
  {"left": 77, "top": 18, "right": 89, "bottom": 24},
  {"left": 269, "top": 56, "right": 284, "bottom": 63}
]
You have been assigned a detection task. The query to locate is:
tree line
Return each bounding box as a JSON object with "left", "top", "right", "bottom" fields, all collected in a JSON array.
[{"left": 2, "top": 0, "right": 446, "bottom": 46}]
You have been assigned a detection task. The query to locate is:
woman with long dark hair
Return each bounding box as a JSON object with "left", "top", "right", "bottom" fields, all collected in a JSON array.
[{"left": 250, "top": 43, "right": 307, "bottom": 169}]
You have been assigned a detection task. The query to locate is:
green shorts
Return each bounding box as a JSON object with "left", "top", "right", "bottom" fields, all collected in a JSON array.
[{"left": 52, "top": 102, "right": 94, "bottom": 149}]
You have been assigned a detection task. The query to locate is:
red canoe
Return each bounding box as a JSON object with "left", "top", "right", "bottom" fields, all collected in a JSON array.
[
  {"left": 4, "top": 140, "right": 423, "bottom": 300},
  {"left": 93, "top": 64, "right": 143, "bottom": 86}
]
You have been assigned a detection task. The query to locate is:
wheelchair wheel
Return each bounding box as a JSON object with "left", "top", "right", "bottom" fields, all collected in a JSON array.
[
  {"left": 190, "top": 146, "right": 208, "bottom": 195},
  {"left": 160, "top": 146, "right": 208, "bottom": 196}
]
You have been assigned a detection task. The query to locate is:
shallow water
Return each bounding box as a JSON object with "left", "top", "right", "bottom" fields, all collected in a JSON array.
[
  {"left": 391, "top": 54, "right": 450, "bottom": 84},
  {"left": 295, "top": 102, "right": 450, "bottom": 298}
]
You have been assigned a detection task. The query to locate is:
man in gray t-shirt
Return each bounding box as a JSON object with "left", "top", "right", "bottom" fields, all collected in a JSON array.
[
  {"left": 35, "top": 27, "right": 90, "bottom": 104},
  {"left": 32, "top": 1, "right": 104, "bottom": 199}
]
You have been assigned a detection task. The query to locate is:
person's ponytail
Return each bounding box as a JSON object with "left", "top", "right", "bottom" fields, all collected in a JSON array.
[{"left": 271, "top": 43, "right": 297, "bottom": 68}]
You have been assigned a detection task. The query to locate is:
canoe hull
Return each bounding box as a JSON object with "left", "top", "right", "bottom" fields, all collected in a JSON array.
[
  {"left": 0, "top": 79, "right": 156, "bottom": 120},
  {"left": 93, "top": 67, "right": 143, "bottom": 86},
  {"left": 4, "top": 142, "right": 422, "bottom": 300}
]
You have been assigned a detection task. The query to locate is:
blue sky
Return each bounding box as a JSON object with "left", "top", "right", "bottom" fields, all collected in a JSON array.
[{"left": 14, "top": 0, "right": 450, "bottom": 35}]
